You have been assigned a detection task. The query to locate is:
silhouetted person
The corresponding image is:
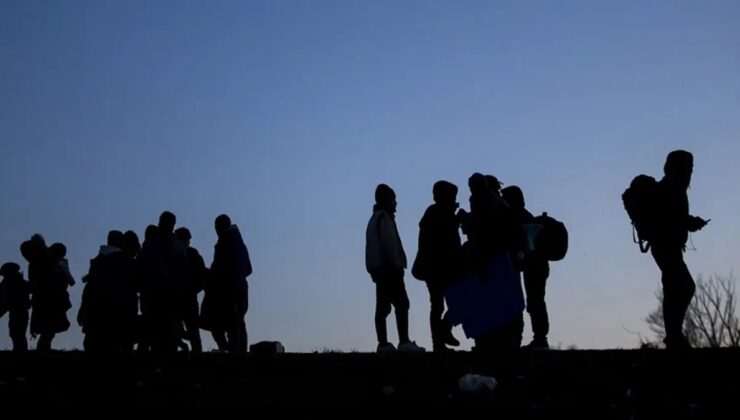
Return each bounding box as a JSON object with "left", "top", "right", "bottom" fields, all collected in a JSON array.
[
  {"left": 122, "top": 230, "right": 141, "bottom": 261},
  {"left": 412, "top": 181, "right": 462, "bottom": 352},
  {"left": 135, "top": 225, "right": 158, "bottom": 353},
  {"left": 460, "top": 174, "right": 515, "bottom": 270},
  {"left": 175, "top": 227, "right": 207, "bottom": 353},
  {"left": 463, "top": 174, "right": 498, "bottom": 264},
  {"left": 139, "top": 212, "right": 188, "bottom": 353},
  {"left": 202, "top": 214, "right": 252, "bottom": 353},
  {"left": 20, "top": 234, "right": 71, "bottom": 351},
  {"left": 465, "top": 173, "right": 495, "bottom": 248},
  {"left": 0, "top": 262, "right": 31, "bottom": 351},
  {"left": 366, "top": 184, "right": 425, "bottom": 353},
  {"left": 652, "top": 150, "right": 708, "bottom": 350},
  {"left": 460, "top": 174, "right": 522, "bottom": 351},
  {"left": 49, "top": 242, "right": 76, "bottom": 288},
  {"left": 486, "top": 174, "right": 519, "bottom": 256},
  {"left": 503, "top": 185, "right": 550, "bottom": 349},
  {"left": 78, "top": 230, "right": 137, "bottom": 353}
]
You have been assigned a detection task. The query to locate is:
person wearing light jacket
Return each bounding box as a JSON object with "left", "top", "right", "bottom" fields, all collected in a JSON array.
[{"left": 365, "top": 184, "right": 425, "bottom": 353}]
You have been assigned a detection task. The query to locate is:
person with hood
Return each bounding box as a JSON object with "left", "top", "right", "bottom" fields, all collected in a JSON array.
[
  {"left": 652, "top": 150, "right": 709, "bottom": 349},
  {"left": 455, "top": 174, "right": 524, "bottom": 351},
  {"left": 458, "top": 174, "right": 513, "bottom": 268},
  {"left": 412, "top": 180, "right": 462, "bottom": 352},
  {"left": 202, "top": 214, "right": 252, "bottom": 353},
  {"left": 0, "top": 262, "right": 31, "bottom": 351},
  {"left": 366, "top": 184, "right": 425, "bottom": 353},
  {"left": 78, "top": 230, "right": 137, "bottom": 352},
  {"left": 122, "top": 230, "right": 141, "bottom": 261}
]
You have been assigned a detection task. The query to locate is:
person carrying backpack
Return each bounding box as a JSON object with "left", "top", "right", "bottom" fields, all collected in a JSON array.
[
  {"left": 503, "top": 185, "right": 551, "bottom": 349},
  {"left": 623, "top": 150, "right": 709, "bottom": 349}
]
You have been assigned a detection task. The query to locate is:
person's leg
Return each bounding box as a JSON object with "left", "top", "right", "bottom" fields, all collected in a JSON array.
[
  {"left": 37, "top": 332, "right": 55, "bottom": 351},
  {"left": 391, "top": 277, "right": 411, "bottom": 344},
  {"left": 235, "top": 283, "right": 249, "bottom": 352},
  {"left": 372, "top": 272, "right": 393, "bottom": 346},
  {"left": 524, "top": 263, "right": 549, "bottom": 346},
  {"left": 212, "top": 330, "right": 229, "bottom": 351},
  {"left": 184, "top": 295, "right": 202, "bottom": 353},
  {"left": 9, "top": 312, "right": 29, "bottom": 352},
  {"left": 427, "top": 281, "right": 445, "bottom": 350},
  {"left": 653, "top": 245, "right": 694, "bottom": 348}
]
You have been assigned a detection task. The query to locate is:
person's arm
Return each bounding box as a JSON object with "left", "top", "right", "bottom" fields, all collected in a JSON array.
[
  {"left": 378, "top": 213, "right": 402, "bottom": 271},
  {"left": 687, "top": 216, "right": 709, "bottom": 232}
]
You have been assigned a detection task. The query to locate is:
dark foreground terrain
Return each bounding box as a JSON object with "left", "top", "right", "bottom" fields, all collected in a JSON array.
[{"left": 0, "top": 349, "right": 738, "bottom": 417}]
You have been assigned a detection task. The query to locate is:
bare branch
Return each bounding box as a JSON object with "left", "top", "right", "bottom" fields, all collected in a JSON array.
[{"left": 646, "top": 272, "right": 740, "bottom": 348}]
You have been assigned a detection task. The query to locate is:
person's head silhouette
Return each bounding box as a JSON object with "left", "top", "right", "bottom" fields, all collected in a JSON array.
[
  {"left": 159, "top": 211, "right": 176, "bottom": 234},
  {"left": 664, "top": 150, "right": 694, "bottom": 190},
  {"left": 432, "top": 180, "right": 458, "bottom": 210},
  {"left": 215, "top": 214, "right": 232, "bottom": 237},
  {"left": 502, "top": 185, "right": 525, "bottom": 210},
  {"left": 375, "top": 184, "right": 397, "bottom": 213}
]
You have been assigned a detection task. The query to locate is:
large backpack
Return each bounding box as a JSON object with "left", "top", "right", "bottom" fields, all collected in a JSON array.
[
  {"left": 533, "top": 212, "right": 568, "bottom": 261},
  {"left": 622, "top": 174, "right": 659, "bottom": 253}
]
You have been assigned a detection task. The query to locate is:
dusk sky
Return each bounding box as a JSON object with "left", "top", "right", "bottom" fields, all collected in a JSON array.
[{"left": 1, "top": 1, "right": 739, "bottom": 351}]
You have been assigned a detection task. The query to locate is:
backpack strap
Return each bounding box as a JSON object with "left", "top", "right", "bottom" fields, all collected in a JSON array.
[{"left": 633, "top": 225, "right": 651, "bottom": 253}]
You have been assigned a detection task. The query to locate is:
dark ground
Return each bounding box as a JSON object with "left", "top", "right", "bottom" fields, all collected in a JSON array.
[{"left": 0, "top": 349, "right": 738, "bottom": 417}]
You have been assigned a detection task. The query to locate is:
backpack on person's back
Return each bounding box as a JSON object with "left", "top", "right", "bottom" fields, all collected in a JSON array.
[
  {"left": 622, "top": 174, "right": 660, "bottom": 252},
  {"left": 532, "top": 212, "right": 568, "bottom": 262}
]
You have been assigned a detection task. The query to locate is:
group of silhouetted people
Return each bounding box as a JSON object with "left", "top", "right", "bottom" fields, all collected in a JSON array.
[
  {"left": 0, "top": 150, "right": 710, "bottom": 353},
  {"left": 0, "top": 237, "right": 76, "bottom": 352},
  {"left": 365, "top": 149, "right": 708, "bottom": 353},
  {"left": 0, "top": 212, "right": 252, "bottom": 354},
  {"left": 366, "top": 173, "right": 556, "bottom": 353}
]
